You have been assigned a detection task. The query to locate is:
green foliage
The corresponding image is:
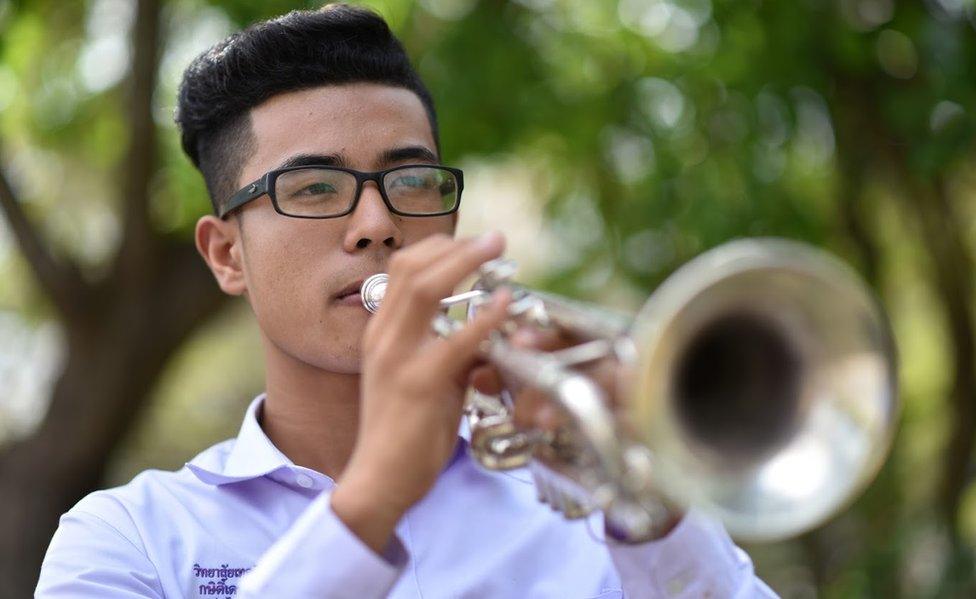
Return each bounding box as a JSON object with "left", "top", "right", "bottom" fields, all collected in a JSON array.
[{"left": 1, "top": 0, "right": 975, "bottom": 595}]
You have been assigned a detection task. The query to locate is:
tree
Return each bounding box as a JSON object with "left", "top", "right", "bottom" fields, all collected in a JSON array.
[
  {"left": 0, "top": 1, "right": 227, "bottom": 595},
  {"left": 1, "top": 0, "right": 974, "bottom": 596}
]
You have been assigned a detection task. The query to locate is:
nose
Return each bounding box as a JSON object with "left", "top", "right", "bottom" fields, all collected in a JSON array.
[{"left": 342, "top": 181, "right": 403, "bottom": 252}]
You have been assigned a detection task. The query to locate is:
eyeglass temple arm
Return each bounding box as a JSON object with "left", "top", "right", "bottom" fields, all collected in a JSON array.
[{"left": 220, "top": 179, "right": 268, "bottom": 219}]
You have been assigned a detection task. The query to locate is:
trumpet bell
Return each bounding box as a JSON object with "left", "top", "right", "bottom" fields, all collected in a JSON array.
[
  {"left": 629, "top": 239, "right": 898, "bottom": 541},
  {"left": 361, "top": 237, "right": 899, "bottom": 542}
]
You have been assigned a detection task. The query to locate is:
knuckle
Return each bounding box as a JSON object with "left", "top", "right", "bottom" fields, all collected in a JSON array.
[
  {"left": 415, "top": 286, "right": 442, "bottom": 305},
  {"left": 405, "top": 277, "right": 440, "bottom": 303},
  {"left": 473, "top": 310, "right": 502, "bottom": 331},
  {"left": 389, "top": 252, "right": 416, "bottom": 273},
  {"left": 447, "top": 329, "right": 481, "bottom": 354},
  {"left": 426, "top": 232, "right": 452, "bottom": 245},
  {"left": 413, "top": 273, "right": 441, "bottom": 295},
  {"left": 409, "top": 234, "right": 450, "bottom": 255}
]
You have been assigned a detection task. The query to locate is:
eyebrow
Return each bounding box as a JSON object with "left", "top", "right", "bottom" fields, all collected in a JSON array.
[
  {"left": 277, "top": 153, "right": 347, "bottom": 169},
  {"left": 275, "top": 146, "right": 439, "bottom": 172},
  {"left": 377, "top": 146, "right": 439, "bottom": 166}
]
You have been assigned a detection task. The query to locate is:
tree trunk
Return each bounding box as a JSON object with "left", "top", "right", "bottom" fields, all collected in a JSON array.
[
  {"left": 0, "top": 3, "right": 229, "bottom": 596},
  {"left": 0, "top": 242, "right": 227, "bottom": 598},
  {"left": 903, "top": 178, "right": 976, "bottom": 542}
]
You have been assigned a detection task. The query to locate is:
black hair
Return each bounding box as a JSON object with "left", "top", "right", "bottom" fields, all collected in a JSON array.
[{"left": 175, "top": 3, "right": 439, "bottom": 214}]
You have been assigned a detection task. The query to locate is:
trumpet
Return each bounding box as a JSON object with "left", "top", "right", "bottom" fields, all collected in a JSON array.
[{"left": 360, "top": 238, "right": 898, "bottom": 543}]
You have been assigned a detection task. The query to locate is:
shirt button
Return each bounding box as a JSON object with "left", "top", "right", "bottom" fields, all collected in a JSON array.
[{"left": 296, "top": 474, "right": 315, "bottom": 489}]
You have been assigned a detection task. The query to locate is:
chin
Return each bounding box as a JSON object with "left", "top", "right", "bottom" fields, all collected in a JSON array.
[
  {"left": 262, "top": 317, "right": 365, "bottom": 375},
  {"left": 316, "top": 353, "right": 362, "bottom": 375},
  {"left": 270, "top": 331, "right": 364, "bottom": 373}
]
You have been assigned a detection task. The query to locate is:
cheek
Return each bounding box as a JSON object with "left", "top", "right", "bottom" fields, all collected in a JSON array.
[
  {"left": 246, "top": 248, "right": 317, "bottom": 343},
  {"left": 241, "top": 226, "right": 364, "bottom": 370},
  {"left": 244, "top": 235, "right": 317, "bottom": 314},
  {"left": 237, "top": 214, "right": 456, "bottom": 372}
]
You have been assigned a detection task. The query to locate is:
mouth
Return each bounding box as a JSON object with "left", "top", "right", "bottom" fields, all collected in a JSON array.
[{"left": 333, "top": 278, "right": 367, "bottom": 305}]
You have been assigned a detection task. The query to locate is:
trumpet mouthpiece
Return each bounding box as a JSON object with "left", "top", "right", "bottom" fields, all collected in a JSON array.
[{"left": 360, "top": 273, "right": 389, "bottom": 313}]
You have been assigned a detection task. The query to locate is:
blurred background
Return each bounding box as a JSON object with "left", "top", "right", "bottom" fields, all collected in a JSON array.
[{"left": 0, "top": 0, "right": 973, "bottom": 596}]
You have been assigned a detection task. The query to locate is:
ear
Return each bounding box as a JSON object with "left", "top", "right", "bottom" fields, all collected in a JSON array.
[{"left": 195, "top": 215, "right": 247, "bottom": 296}]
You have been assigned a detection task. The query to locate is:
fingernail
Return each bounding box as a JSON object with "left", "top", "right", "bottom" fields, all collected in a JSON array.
[
  {"left": 492, "top": 287, "right": 511, "bottom": 306},
  {"left": 510, "top": 328, "right": 535, "bottom": 347},
  {"left": 475, "top": 230, "right": 503, "bottom": 251}
]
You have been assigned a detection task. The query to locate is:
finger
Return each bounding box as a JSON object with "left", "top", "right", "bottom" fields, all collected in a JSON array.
[
  {"left": 512, "top": 386, "right": 549, "bottom": 429},
  {"left": 412, "top": 231, "right": 505, "bottom": 302},
  {"left": 369, "top": 234, "right": 465, "bottom": 344},
  {"left": 469, "top": 364, "right": 504, "bottom": 395},
  {"left": 386, "top": 232, "right": 506, "bottom": 341},
  {"left": 385, "top": 233, "right": 456, "bottom": 280},
  {"left": 536, "top": 403, "right": 569, "bottom": 431},
  {"left": 582, "top": 358, "right": 620, "bottom": 408},
  {"left": 434, "top": 287, "right": 512, "bottom": 379},
  {"left": 513, "top": 391, "right": 569, "bottom": 432},
  {"left": 509, "top": 326, "right": 575, "bottom": 351},
  {"left": 378, "top": 234, "right": 457, "bottom": 310}
]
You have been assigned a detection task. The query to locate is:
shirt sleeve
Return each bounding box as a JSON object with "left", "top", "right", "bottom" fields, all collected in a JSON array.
[
  {"left": 607, "top": 511, "right": 779, "bottom": 599},
  {"left": 237, "top": 489, "right": 409, "bottom": 598},
  {"left": 36, "top": 509, "right": 165, "bottom": 598}
]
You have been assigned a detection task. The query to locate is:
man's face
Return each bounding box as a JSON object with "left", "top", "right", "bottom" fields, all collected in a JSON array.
[{"left": 231, "top": 83, "right": 454, "bottom": 373}]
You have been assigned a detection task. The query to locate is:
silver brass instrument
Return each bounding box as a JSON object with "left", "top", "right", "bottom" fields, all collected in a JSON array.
[{"left": 360, "top": 238, "right": 898, "bottom": 542}]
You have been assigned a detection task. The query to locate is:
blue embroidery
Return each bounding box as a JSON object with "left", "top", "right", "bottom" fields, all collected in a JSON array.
[{"left": 192, "top": 563, "right": 252, "bottom": 597}]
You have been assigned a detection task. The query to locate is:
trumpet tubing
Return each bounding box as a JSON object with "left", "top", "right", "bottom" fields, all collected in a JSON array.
[{"left": 360, "top": 238, "right": 898, "bottom": 543}]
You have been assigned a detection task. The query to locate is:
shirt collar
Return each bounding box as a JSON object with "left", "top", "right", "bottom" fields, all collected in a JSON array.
[
  {"left": 186, "top": 393, "right": 471, "bottom": 487},
  {"left": 186, "top": 393, "right": 296, "bottom": 486}
]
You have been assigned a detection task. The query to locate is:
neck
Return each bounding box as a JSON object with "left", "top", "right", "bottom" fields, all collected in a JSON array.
[{"left": 258, "top": 335, "right": 362, "bottom": 481}]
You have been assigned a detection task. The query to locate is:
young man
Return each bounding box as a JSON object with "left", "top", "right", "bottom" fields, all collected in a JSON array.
[{"left": 37, "top": 5, "right": 776, "bottom": 597}]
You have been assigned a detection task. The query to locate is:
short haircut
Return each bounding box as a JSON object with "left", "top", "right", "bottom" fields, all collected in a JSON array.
[{"left": 175, "top": 3, "right": 439, "bottom": 214}]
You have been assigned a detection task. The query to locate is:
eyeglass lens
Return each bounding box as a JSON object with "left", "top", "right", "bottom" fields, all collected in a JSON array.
[{"left": 274, "top": 166, "right": 458, "bottom": 217}]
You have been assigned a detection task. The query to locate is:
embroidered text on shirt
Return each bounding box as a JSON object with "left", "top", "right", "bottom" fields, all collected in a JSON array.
[{"left": 193, "top": 563, "right": 253, "bottom": 596}]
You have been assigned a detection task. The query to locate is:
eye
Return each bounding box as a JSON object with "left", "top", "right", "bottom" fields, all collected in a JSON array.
[
  {"left": 390, "top": 174, "right": 436, "bottom": 189},
  {"left": 295, "top": 182, "right": 337, "bottom": 196}
]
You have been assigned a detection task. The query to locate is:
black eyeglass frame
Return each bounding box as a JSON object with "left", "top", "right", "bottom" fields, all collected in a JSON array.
[{"left": 220, "top": 163, "right": 465, "bottom": 220}]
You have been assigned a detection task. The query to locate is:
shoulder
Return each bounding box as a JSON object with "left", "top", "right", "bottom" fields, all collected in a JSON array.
[
  {"left": 39, "top": 439, "right": 237, "bottom": 595},
  {"left": 37, "top": 462, "right": 223, "bottom": 598},
  {"left": 60, "top": 438, "right": 236, "bottom": 545}
]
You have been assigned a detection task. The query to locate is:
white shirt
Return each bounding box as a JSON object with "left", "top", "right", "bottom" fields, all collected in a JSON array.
[{"left": 37, "top": 394, "right": 778, "bottom": 598}]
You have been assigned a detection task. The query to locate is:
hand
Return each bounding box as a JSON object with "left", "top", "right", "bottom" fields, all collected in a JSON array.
[
  {"left": 470, "top": 327, "right": 685, "bottom": 539},
  {"left": 469, "top": 327, "right": 620, "bottom": 432},
  {"left": 331, "top": 231, "right": 512, "bottom": 553}
]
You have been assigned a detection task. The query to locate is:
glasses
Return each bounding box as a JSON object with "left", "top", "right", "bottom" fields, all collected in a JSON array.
[{"left": 220, "top": 164, "right": 464, "bottom": 219}]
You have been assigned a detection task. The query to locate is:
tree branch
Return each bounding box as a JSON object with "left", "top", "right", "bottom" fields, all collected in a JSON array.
[
  {"left": 0, "top": 162, "right": 86, "bottom": 317},
  {"left": 830, "top": 55, "right": 976, "bottom": 548},
  {"left": 114, "top": 0, "right": 162, "bottom": 283},
  {"left": 877, "top": 123, "right": 976, "bottom": 545},
  {"left": 915, "top": 178, "right": 976, "bottom": 545}
]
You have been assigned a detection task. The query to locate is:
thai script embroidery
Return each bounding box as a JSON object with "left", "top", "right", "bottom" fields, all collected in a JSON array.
[{"left": 193, "top": 563, "right": 252, "bottom": 597}]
